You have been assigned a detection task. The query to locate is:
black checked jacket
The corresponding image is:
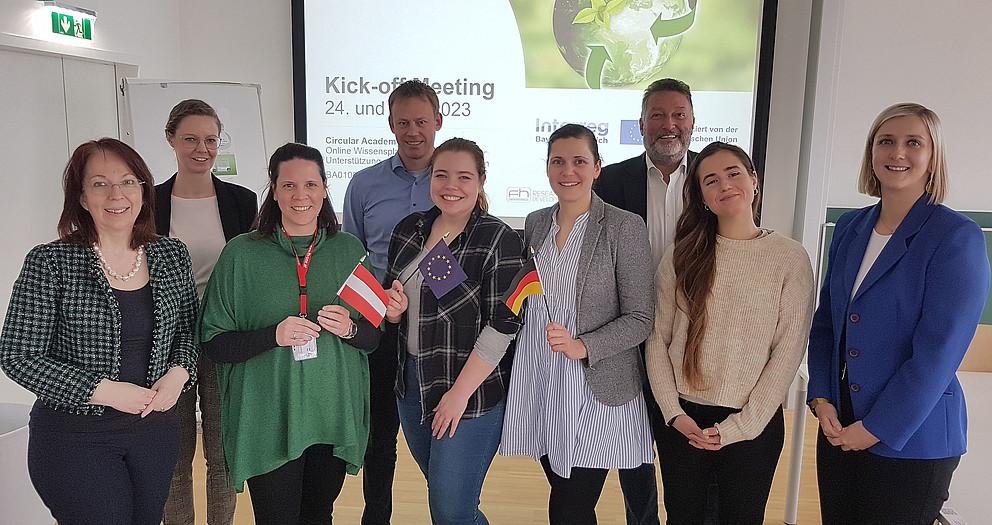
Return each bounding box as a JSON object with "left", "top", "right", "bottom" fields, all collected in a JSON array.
[
  {"left": 0, "top": 238, "right": 199, "bottom": 414},
  {"left": 386, "top": 206, "right": 525, "bottom": 421}
]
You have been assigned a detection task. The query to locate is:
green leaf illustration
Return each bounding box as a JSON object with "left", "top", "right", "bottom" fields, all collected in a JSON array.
[
  {"left": 605, "top": 0, "right": 629, "bottom": 16},
  {"left": 573, "top": 7, "right": 598, "bottom": 24},
  {"left": 574, "top": 0, "right": 628, "bottom": 29}
]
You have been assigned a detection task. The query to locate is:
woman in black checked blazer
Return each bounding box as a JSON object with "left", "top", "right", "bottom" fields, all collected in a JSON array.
[{"left": 0, "top": 138, "right": 198, "bottom": 525}]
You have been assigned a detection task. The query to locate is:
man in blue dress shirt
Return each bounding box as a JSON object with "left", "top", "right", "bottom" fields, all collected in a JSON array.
[{"left": 342, "top": 79, "right": 442, "bottom": 525}]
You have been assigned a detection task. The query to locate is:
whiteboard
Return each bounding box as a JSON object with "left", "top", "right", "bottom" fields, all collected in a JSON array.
[{"left": 122, "top": 79, "right": 268, "bottom": 195}]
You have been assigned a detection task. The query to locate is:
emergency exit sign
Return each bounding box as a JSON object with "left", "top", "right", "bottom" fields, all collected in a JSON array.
[{"left": 51, "top": 11, "right": 92, "bottom": 40}]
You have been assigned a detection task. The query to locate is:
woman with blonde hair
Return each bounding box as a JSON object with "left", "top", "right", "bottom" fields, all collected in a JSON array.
[
  {"left": 157, "top": 98, "right": 257, "bottom": 525},
  {"left": 808, "top": 103, "right": 990, "bottom": 524}
]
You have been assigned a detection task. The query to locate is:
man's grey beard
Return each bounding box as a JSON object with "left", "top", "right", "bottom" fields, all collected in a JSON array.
[{"left": 646, "top": 148, "right": 688, "bottom": 169}]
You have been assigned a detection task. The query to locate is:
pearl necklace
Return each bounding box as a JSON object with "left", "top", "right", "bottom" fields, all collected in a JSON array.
[{"left": 93, "top": 244, "right": 144, "bottom": 281}]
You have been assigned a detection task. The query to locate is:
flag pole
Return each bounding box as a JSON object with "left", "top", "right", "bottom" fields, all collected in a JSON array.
[
  {"left": 530, "top": 246, "right": 553, "bottom": 322},
  {"left": 338, "top": 253, "right": 369, "bottom": 296}
]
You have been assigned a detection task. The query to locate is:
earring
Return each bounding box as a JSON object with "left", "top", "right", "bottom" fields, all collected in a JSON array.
[
  {"left": 703, "top": 204, "right": 710, "bottom": 211},
  {"left": 753, "top": 187, "right": 759, "bottom": 195},
  {"left": 925, "top": 175, "right": 934, "bottom": 194}
]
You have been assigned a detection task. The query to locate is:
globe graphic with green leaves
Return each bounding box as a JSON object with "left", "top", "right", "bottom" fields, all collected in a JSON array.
[{"left": 553, "top": 0, "right": 690, "bottom": 87}]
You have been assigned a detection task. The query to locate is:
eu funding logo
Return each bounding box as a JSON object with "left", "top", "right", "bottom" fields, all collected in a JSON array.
[{"left": 619, "top": 120, "right": 643, "bottom": 145}]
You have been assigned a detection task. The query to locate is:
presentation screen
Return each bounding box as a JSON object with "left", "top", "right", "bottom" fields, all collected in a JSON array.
[{"left": 295, "top": 0, "right": 769, "bottom": 221}]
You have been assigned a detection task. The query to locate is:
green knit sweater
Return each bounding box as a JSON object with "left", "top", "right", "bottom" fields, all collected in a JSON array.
[{"left": 200, "top": 228, "right": 371, "bottom": 491}]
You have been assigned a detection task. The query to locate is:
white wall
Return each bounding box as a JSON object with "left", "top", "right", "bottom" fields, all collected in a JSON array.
[
  {"left": 0, "top": 0, "right": 292, "bottom": 403},
  {"left": 810, "top": 1, "right": 992, "bottom": 212},
  {"left": 176, "top": 1, "right": 295, "bottom": 149},
  {"left": 0, "top": 0, "right": 180, "bottom": 74},
  {"left": 758, "top": 1, "right": 812, "bottom": 239},
  {"left": 0, "top": 0, "right": 294, "bottom": 151}
]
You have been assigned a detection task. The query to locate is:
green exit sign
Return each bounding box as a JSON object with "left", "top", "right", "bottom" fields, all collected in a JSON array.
[{"left": 51, "top": 11, "right": 92, "bottom": 40}]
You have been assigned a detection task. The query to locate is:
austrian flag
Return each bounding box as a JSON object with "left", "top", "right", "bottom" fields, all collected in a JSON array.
[{"left": 337, "top": 262, "right": 389, "bottom": 328}]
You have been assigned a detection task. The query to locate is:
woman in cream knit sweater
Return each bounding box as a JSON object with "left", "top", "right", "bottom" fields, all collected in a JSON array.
[{"left": 646, "top": 141, "right": 814, "bottom": 524}]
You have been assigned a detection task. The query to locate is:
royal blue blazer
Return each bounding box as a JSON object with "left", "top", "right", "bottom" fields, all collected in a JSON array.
[{"left": 808, "top": 194, "right": 990, "bottom": 459}]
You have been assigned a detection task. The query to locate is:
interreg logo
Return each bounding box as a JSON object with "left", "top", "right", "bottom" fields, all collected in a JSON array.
[{"left": 535, "top": 118, "right": 610, "bottom": 138}]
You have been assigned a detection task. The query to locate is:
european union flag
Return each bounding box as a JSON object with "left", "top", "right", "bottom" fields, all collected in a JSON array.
[
  {"left": 418, "top": 239, "right": 468, "bottom": 299},
  {"left": 620, "top": 120, "right": 644, "bottom": 145}
]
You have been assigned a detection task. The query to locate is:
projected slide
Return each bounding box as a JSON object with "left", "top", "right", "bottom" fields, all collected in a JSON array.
[{"left": 301, "top": 0, "right": 763, "bottom": 219}]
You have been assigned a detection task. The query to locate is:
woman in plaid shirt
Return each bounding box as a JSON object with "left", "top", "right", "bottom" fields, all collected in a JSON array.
[
  {"left": 383, "top": 138, "right": 526, "bottom": 524},
  {"left": 0, "top": 138, "right": 198, "bottom": 525}
]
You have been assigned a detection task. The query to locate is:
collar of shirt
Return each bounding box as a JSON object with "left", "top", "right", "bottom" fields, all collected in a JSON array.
[
  {"left": 390, "top": 153, "right": 432, "bottom": 183},
  {"left": 413, "top": 205, "right": 484, "bottom": 248},
  {"left": 550, "top": 204, "right": 591, "bottom": 230},
  {"left": 645, "top": 153, "right": 688, "bottom": 185}
]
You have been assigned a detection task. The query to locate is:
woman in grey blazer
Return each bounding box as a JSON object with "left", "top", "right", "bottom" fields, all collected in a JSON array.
[{"left": 500, "top": 124, "right": 656, "bottom": 525}]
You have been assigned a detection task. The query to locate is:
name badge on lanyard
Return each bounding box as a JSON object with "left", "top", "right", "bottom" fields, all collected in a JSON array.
[{"left": 285, "top": 226, "right": 319, "bottom": 361}]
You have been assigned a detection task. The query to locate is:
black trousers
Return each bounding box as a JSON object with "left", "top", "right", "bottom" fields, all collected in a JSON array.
[
  {"left": 247, "top": 444, "right": 347, "bottom": 525},
  {"left": 361, "top": 329, "right": 400, "bottom": 525},
  {"left": 540, "top": 455, "right": 610, "bottom": 525},
  {"left": 656, "top": 399, "right": 784, "bottom": 525},
  {"left": 618, "top": 389, "right": 662, "bottom": 525},
  {"left": 816, "top": 430, "right": 959, "bottom": 525},
  {"left": 27, "top": 409, "right": 180, "bottom": 525}
]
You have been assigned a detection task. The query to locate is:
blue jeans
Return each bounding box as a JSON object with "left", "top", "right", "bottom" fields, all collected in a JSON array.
[{"left": 397, "top": 360, "right": 504, "bottom": 525}]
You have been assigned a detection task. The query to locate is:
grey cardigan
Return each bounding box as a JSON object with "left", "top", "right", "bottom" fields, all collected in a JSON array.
[{"left": 524, "top": 194, "right": 655, "bottom": 406}]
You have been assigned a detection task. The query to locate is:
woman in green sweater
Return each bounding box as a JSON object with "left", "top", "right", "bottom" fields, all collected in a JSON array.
[
  {"left": 645, "top": 141, "right": 814, "bottom": 524},
  {"left": 199, "top": 142, "right": 380, "bottom": 524}
]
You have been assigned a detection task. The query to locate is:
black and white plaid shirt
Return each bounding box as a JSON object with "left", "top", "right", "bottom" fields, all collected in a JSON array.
[
  {"left": 386, "top": 206, "right": 525, "bottom": 421},
  {"left": 0, "top": 238, "right": 198, "bottom": 414}
]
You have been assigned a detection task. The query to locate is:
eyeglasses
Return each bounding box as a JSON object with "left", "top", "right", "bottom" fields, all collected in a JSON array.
[
  {"left": 86, "top": 179, "right": 146, "bottom": 196},
  {"left": 179, "top": 135, "right": 223, "bottom": 150}
]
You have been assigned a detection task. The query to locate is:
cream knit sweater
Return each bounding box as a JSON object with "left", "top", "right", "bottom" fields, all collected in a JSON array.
[{"left": 646, "top": 230, "right": 814, "bottom": 446}]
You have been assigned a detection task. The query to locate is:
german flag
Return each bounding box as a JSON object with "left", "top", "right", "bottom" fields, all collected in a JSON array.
[{"left": 502, "top": 259, "right": 543, "bottom": 315}]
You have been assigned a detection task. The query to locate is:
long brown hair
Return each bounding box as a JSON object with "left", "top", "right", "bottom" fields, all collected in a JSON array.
[
  {"left": 673, "top": 141, "right": 760, "bottom": 388},
  {"left": 58, "top": 138, "right": 159, "bottom": 249}
]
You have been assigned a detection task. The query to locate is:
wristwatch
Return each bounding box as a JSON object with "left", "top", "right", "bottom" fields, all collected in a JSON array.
[
  {"left": 807, "top": 397, "right": 829, "bottom": 415},
  {"left": 341, "top": 322, "right": 358, "bottom": 340}
]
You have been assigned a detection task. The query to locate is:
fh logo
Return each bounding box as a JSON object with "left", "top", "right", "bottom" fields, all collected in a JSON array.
[{"left": 506, "top": 187, "right": 531, "bottom": 201}]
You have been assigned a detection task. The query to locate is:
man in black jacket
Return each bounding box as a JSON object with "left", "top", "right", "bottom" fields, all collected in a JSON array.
[{"left": 594, "top": 78, "right": 697, "bottom": 525}]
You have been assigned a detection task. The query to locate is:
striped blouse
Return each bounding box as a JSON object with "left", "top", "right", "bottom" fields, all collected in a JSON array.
[{"left": 500, "top": 211, "right": 654, "bottom": 478}]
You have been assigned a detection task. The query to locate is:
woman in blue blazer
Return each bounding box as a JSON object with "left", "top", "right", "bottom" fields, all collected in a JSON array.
[{"left": 807, "top": 103, "right": 990, "bottom": 524}]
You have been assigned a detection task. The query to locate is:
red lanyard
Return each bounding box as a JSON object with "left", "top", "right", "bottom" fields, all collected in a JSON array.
[{"left": 283, "top": 227, "right": 319, "bottom": 317}]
